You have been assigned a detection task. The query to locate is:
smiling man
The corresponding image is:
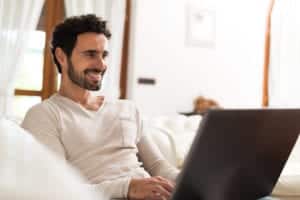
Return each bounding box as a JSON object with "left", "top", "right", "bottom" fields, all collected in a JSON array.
[{"left": 22, "top": 14, "right": 178, "bottom": 200}]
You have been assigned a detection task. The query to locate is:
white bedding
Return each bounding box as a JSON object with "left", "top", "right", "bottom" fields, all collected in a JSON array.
[{"left": 0, "top": 118, "right": 106, "bottom": 200}]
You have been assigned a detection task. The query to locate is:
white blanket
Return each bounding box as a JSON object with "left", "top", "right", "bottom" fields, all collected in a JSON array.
[{"left": 0, "top": 118, "right": 106, "bottom": 200}]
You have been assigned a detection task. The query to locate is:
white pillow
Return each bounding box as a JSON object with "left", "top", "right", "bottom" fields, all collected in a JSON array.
[
  {"left": 145, "top": 114, "right": 201, "bottom": 168},
  {"left": 184, "top": 115, "right": 202, "bottom": 132},
  {"left": 0, "top": 118, "right": 107, "bottom": 200}
]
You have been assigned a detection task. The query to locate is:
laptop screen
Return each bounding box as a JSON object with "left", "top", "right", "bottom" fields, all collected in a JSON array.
[{"left": 171, "top": 109, "right": 300, "bottom": 200}]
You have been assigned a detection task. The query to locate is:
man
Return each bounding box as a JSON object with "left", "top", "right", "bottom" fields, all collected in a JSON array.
[{"left": 22, "top": 14, "right": 178, "bottom": 200}]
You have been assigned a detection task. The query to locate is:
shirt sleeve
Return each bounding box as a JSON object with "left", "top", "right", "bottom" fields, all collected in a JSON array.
[
  {"left": 137, "top": 132, "right": 179, "bottom": 182},
  {"left": 134, "top": 106, "right": 179, "bottom": 182},
  {"left": 21, "top": 104, "right": 66, "bottom": 160},
  {"left": 92, "top": 177, "right": 132, "bottom": 199}
]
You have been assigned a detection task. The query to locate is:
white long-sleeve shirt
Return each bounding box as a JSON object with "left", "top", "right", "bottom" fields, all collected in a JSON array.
[{"left": 22, "top": 94, "right": 178, "bottom": 199}]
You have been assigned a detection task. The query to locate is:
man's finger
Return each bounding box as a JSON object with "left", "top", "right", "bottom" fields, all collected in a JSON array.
[
  {"left": 152, "top": 185, "right": 171, "bottom": 199},
  {"left": 152, "top": 177, "right": 174, "bottom": 192},
  {"left": 154, "top": 176, "right": 175, "bottom": 187}
]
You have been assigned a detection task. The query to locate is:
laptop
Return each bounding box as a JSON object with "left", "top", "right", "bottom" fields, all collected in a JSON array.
[{"left": 171, "top": 109, "right": 300, "bottom": 200}]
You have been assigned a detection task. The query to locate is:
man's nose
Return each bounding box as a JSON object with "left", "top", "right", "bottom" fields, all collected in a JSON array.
[{"left": 95, "top": 57, "right": 107, "bottom": 70}]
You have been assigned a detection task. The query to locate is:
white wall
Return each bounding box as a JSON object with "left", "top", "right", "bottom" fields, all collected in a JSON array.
[{"left": 127, "top": 0, "right": 270, "bottom": 116}]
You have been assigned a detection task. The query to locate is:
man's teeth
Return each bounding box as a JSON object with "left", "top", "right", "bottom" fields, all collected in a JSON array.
[{"left": 88, "top": 72, "right": 100, "bottom": 79}]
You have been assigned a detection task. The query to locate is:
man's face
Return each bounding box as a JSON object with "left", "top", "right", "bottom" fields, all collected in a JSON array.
[{"left": 66, "top": 32, "right": 109, "bottom": 91}]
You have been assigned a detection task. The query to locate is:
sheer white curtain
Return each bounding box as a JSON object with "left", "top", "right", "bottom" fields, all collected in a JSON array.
[
  {"left": 64, "top": 0, "right": 126, "bottom": 100},
  {"left": 269, "top": 0, "right": 300, "bottom": 107},
  {"left": 0, "top": 0, "right": 44, "bottom": 118}
]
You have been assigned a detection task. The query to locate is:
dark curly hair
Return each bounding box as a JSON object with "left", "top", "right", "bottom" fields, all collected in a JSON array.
[{"left": 51, "top": 14, "right": 111, "bottom": 73}]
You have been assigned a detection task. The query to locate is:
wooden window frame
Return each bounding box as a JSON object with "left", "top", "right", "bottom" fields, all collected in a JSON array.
[
  {"left": 14, "top": 0, "right": 64, "bottom": 100},
  {"left": 119, "top": 0, "right": 131, "bottom": 99},
  {"left": 262, "top": 0, "right": 275, "bottom": 107}
]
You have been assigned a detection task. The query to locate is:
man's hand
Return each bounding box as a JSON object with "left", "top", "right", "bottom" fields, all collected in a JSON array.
[{"left": 128, "top": 176, "right": 175, "bottom": 200}]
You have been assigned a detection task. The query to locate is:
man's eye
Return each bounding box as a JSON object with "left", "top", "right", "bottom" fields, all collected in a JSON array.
[{"left": 86, "top": 52, "right": 96, "bottom": 58}]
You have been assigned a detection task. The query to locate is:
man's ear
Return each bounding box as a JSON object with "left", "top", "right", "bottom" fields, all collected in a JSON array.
[{"left": 55, "top": 48, "right": 68, "bottom": 71}]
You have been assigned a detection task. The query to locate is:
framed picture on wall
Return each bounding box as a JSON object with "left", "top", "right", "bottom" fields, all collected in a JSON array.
[{"left": 185, "top": 4, "right": 216, "bottom": 47}]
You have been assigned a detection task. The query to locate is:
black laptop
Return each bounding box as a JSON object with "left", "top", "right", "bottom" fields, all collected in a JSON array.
[{"left": 171, "top": 109, "right": 300, "bottom": 200}]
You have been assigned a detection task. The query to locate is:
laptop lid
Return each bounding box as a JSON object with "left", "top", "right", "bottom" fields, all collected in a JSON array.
[{"left": 171, "top": 109, "right": 300, "bottom": 200}]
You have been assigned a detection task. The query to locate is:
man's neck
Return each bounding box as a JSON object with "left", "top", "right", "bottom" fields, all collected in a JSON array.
[
  {"left": 59, "top": 83, "right": 89, "bottom": 102},
  {"left": 58, "top": 79, "right": 104, "bottom": 111}
]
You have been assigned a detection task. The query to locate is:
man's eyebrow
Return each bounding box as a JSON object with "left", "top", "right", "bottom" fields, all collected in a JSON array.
[
  {"left": 81, "top": 49, "right": 109, "bottom": 55},
  {"left": 81, "top": 49, "right": 99, "bottom": 53}
]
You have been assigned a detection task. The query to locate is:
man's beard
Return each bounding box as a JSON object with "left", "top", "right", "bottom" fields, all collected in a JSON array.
[{"left": 67, "top": 58, "right": 106, "bottom": 91}]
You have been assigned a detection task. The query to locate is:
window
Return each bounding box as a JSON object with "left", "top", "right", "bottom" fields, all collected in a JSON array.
[
  {"left": 13, "top": 31, "right": 45, "bottom": 119},
  {"left": 13, "top": 0, "right": 64, "bottom": 120}
]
